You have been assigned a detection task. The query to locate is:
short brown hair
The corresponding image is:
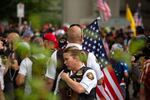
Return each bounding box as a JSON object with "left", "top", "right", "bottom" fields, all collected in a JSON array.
[{"left": 63, "top": 46, "right": 87, "bottom": 62}]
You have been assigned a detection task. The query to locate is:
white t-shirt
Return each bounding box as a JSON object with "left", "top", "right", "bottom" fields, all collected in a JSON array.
[
  {"left": 45, "top": 43, "right": 103, "bottom": 81},
  {"left": 0, "top": 57, "right": 5, "bottom": 90},
  {"left": 18, "top": 57, "right": 32, "bottom": 94},
  {"left": 0, "top": 66, "right": 5, "bottom": 90}
]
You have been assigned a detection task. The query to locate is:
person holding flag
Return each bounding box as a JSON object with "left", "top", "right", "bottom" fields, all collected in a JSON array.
[{"left": 45, "top": 24, "right": 104, "bottom": 99}]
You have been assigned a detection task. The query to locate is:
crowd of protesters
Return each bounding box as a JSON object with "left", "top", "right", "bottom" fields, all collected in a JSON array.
[{"left": 0, "top": 20, "right": 149, "bottom": 100}]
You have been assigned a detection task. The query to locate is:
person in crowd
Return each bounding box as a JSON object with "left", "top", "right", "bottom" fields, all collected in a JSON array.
[
  {"left": 4, "top": 32, "right": 20, "bottom": 56},
  {"left": 31, "top": 36, "right": 45, "bottom": 51},
  {"left": 140, "top": 59, "right": 150, "bottom": 100},
  {"left": 130, "top": 56, "right": 142, "bottom": 98},
  {"left": 124, "top": 28, "right": 132, "bottom": 51},
  {"left": 31, "top": 36, "right": 53, "bottom": 99},
  {"left": 22, "top": 27, "right": 34, "bottom": 43},
  {"left": 45, "top": 24, "right": 104, "bottom": 93},
  {"left": 32, "top": 36, "right": 44, "bottom": 46},
  {"left": 110, "top": 43, "right": 129, "bottom": 98},
  {"left": 43, "top": 32, "right": 59, "bottom": 51},
  {"left": 54, "top": 29, "right": 67, "bottom": 49},
  {"left": 59, "top": 47, "right": 97, "bottom": 100},
  {"left": 41, "top": 23, "right": 55, "bottom": 38},
  {"left": 15, "top": 38, "right": 50, "bottom": 98},
  {"left": 105, "top": 31, "right": 115, "bottom": 50},
  {"left": 139, "top": 36, "right": 150, "bottom": 100},
  {"left": 0, "top": 40, "right": 6, "bottom": 100},
  {"left": 129, "top": 26, "right": 147, "bottom": 98},
  {"left": 15, "top": 42, "right": 32, "bottom": 95},
  {"left": 3, "top": 32, "right": 21, "bottom": 100}
]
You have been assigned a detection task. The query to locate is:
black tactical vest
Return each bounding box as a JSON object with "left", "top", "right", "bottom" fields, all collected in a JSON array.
[{"left": 58, "top": 67, "right": 96, "bottom": 100}]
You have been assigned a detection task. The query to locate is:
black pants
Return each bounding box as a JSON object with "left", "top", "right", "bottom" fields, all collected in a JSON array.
[{"left": 132, "top": 81, "right": 140, "bottom": 97}]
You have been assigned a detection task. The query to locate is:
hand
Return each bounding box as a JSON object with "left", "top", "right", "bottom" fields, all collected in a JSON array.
[
  {"left": 145, "top": 59, "right": 150, "bottom": 64},
  {"left": 60, "top": 72, "right": 69, "bottom": 81}
]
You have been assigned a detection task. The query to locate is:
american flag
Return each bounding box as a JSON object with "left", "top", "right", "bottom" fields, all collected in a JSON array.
[
  {"left": 134, "top": 3, "right": 143, "bottom": 27},
  {"left": 134, "top": 12, "right": 142, "bottom": 26},
  {"left": 134, "top": 10, "right": 143, "bottom": 26},
  {"left": 82, "top": 18, "right": 124, "bottom": 100},
  {"left": 97, "top": 0, "right": 111, "bottom": 21}
]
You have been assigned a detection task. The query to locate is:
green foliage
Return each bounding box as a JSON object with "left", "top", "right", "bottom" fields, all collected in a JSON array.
[
  {"left": 111, "top": 49, "right": 123, "bottom": 61},
  {"left": 79, "top": 51, "right": 88, "bottom": 64},
  {"left": 16, "top": 78, "right": 59, "bottom": 100},
  {"left": 31, "top": 53, "right": 49, "bottom": 76},
  {"left": 15, "top": 41, "right": 31, "bottom": 59},
  {"left": 129, "top": 38, "right": 146, "bottom": 55},
  {"left": 121, "top": 51, "right": 132, "bottom": 67},
  {"left": 110, "top": 49, "right": 132, "bottom": 67},
  {"left": 0, "top": 0, "right": 62, "bottom": 25},
  {"left": 30, "top": 42, "right": 53, "bottom": 77},
  {"left": 110, "top": 37, "right": 147, "bottom": 68},
  {"left": 29, "top": 13, "right": 42, "bottom": 30},
  {"left": 15, "top": 41, "right": 59, "bottom": 99},
  {"left": 83, "top": 29, "right": 99, "bottom": 40},
  {"left": 28, "top": 12, "right": 62, "bottom": 30}
]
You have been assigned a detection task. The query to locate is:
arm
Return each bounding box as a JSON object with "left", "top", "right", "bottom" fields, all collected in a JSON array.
[
  {"left": 61, "top": 69, "right": 97, "bottom": 94},
  {"left": 79, "top": 69, "right": 97, "bottom": 94},
  {"left": 16, "top": 58, "right": 27, "bottom": 86},
  {"left": 61, "top": 72, "right": 86, "bottom": 94},
  {"left": 16, "top": 73, "right": 25, "bottom": 86},
  {"left": 123, "top": 62, "right": 129, "bottom": 78},
  {"left": 45, "top": 51, "right": 57, "bottom": 91},
  {"left": 87, "top": 53, "right": 104, "bottom": 85},
  {"left": 45, "top": 77, "right": 54, "bottom": 91},
  {"left": 0, "top": 85, "right": 5, "bottom": 100},
  {"left": 124, "top": 71, "right": 129, "bottom": 78},
  {"left": 144, "top": 59, "right": 150, "bottom": 64}
]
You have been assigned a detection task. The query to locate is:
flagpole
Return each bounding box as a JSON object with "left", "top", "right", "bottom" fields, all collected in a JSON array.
[
  {"left": 100, "top": 11, "right": 104, "bottom": 22},
  {"left": 97, "top": 16, "right": 101, "bottom": 28}
]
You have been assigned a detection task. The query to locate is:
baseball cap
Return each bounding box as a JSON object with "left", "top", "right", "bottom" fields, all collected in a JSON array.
[{"left": 43, "top": 33, "right": 59, "bottom": 48}]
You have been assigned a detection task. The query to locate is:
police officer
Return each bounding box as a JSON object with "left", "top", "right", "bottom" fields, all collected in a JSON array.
[{"left": 59, "top": 47, "right": 97, "bottom": 100}]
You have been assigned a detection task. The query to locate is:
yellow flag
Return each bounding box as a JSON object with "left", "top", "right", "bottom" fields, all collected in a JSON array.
[{"left": 126, "top": 4, "right": 136, "bottom": 37}]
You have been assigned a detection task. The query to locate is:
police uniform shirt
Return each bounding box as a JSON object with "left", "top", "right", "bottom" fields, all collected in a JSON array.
[
  {"left": 79, "top": 68, "right": 97, "bottom": 94},
  {"left": 45, "top": 43, "right": 103, "bottom": 81}
]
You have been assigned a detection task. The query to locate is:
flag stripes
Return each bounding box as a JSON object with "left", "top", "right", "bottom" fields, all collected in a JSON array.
[{"left": 82, "top": 18, "right": 124, "bottom": 100}]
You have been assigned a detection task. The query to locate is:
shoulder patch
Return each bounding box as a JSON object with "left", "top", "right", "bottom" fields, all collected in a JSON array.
[{"left": 86, "top": 72, "right": 94, "bottom": 80}]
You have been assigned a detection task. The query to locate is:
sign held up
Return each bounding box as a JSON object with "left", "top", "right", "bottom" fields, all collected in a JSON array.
[{"left": 17, "top": 3, "right": 24, "bottom": 18}]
